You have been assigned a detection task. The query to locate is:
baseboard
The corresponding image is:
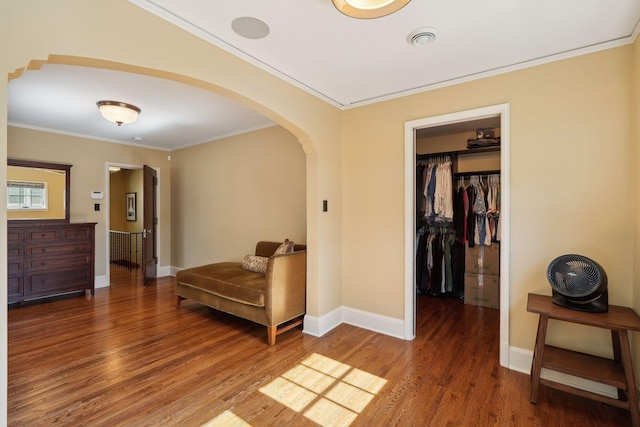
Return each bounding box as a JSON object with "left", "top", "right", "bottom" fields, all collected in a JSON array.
[
  {"left": 157, "top": 265, "right": 172, "bottom": 277},
  {"left": 303, "top": 306, "right": 405, "bottom": 340},
  {"left": 341, "top": 306, "right": 405, "bottom": 339},
  {"left": 303, "top": 307, "right": 343, "bottom": 337},
  {"left": 95, "top": 275, "right": 108, "bottom": 289},
  {"left": 508, "top": 346, "right": 618, "bottom": 399}
]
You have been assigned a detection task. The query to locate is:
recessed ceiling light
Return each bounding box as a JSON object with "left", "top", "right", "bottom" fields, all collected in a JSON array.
[
  {"left": 332, "top": 0, "right": 411, "bottom": 19},
  {"left": 231, "top": 17, "right": 270, "bottom": 40},
  {"left": 408, "top": 27, "right": 438, "bottom": 46}
]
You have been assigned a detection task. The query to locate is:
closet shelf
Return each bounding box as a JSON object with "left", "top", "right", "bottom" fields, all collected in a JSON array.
[{"left": 416, "top": 146, "right": 500, "bottom": 159}]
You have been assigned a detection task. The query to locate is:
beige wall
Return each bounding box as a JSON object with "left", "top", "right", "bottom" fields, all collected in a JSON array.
[
  {"left": 342, "top": 46, "right": 633, "bottom": 356},
  {"left": 171, "top": 125, "right": 307, "bottom": 268},
  {"left": 109, "top": 171, "right": 127, "bottom": 232},
  {"left": 7, "top": 126, "right": 172, "bottom": 279}
]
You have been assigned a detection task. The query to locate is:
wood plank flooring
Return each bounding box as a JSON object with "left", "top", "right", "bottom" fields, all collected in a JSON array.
[{"left": 8, "top": 270, "right": 632, "bottom": 426}]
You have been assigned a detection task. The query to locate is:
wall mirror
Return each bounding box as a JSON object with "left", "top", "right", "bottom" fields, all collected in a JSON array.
[{"left": 7, "top": 159, "right": 71, "bottom": 223}]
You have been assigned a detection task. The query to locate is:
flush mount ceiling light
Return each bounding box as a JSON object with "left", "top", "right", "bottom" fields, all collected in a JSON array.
[
  {"left": 96, "top": 100, "right": 141, "bottom": 126},
  {"left": 332, "top": 0, "right": 411, "bottom": 19},
  {"left": 408, "top": 26, "right": 438, "bottom": 46}
]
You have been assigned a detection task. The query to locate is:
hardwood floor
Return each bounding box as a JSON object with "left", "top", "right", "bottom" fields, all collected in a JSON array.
[{"left": 8, "top": 272, "right": 632, "bottom": 426}]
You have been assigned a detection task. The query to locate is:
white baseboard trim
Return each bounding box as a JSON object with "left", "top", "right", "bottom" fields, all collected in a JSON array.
[
  {"left": 508, "top": 346, "right": 618, "bottom": 399},
  {"left": 303, "top": 306, "right": 343, "bottom": 337},
  {"left": 303, "top": 306, "right": 405, "bottom": 340},
  {"left": 157, "top": 265, "right": 172, "bottom": 277},
  {"left": 169, "top": 265, "right": 182, "bottom": 277},
  {"left": 342, "top": 306, "right": 405, "bottom": 339},
  {"left": 95, "top": 275, "right": 108, "bottom": 289}
]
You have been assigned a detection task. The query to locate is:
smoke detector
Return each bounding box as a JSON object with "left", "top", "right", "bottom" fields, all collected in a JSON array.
[{"left": 408, "top": 27, "right": 438, "bottom": 46}]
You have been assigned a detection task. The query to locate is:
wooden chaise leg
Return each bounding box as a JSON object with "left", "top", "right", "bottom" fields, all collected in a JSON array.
[
  {"left": 266, "top": 318, "right": 304, "bottom": 346},
  {"left": 176, "top": 295, "right": 185, "bottom": 307},
  {"left": 267, "top": 326, "right": 277, "bottom": 346}
]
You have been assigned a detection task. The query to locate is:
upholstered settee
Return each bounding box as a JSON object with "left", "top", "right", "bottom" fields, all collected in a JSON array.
[{"left": 175, "top": 241, "right": 306, "bottom": 345}]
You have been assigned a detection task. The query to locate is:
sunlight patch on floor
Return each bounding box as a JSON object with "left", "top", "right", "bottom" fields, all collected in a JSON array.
[
  {"left": 259, "top": 376, "right": 318, "bottom": 412},
  {"left": 261, "top": 352, "right": 387, "bottom": 426},
  {"left": 202, "top": 409, "right": 251, "bottom": 426}
]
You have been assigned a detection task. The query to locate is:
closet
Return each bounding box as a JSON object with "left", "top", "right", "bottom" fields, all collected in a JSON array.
[{"left": 415, "top": 118, "right": 501, "bottom": 309}]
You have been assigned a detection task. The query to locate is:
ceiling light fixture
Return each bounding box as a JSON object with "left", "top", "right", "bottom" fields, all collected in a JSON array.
[
  {"left": 408, "top": 27, "right": 438, "bottom": 46},
  {"left": 332, "top": 0, "right": 411, "bottom": 19},
  {"left": 96, "top": 100, "right": 141, "bottom": 126}
]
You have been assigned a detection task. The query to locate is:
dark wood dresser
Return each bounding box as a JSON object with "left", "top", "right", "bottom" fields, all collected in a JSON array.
[{"left": 8, "top": 222, "right": 96, "bottom": 304}]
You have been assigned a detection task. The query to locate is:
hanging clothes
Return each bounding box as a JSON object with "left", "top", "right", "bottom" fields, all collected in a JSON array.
[{"left": 416, "top": 151, "right": 500, "bottom": 299}]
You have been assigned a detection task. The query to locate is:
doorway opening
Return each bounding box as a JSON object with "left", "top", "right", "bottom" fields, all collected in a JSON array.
[
  {"left": 404, "top": 103, "right": 511, "bottom": 368},
  {"left": 108, "top": 165, "right": 143, "bottom": 286},
  {"left": 106, "top": 163, "right": 159, "bottom": 287}
]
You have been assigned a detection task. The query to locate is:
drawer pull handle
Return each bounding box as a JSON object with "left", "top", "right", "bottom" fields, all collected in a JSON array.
[
  {"left": 75, "top": 245, "right": 80, "bottom": 250},
  {"left": 41, "top": 248, "right": 46, "bottom": 253},
  {"left": 41, "top": 261, "right": 46, "bottom": 266},
  {"left": 41, "top": 279, "right": 46, "bottom": 284},
  {"left": 41, "top": 233, "right": 46, "bottom": 237},
  {"left": 74, "top": 275, "right": 79, "bottom": 279},
  {"left": 75, "top": 258, "right": 79, "bottom": 262},
  {"left": 74, "top": 232, "right": 80, "bottom": 235}
]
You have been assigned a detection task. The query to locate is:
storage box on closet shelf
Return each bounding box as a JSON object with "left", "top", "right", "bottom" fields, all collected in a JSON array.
[{"left": 467, "top": 128, "right": 500, "bottom": 149}]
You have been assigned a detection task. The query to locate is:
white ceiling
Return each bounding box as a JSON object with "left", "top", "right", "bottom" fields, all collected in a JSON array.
[
  {"left": 8, "top": 0, "right": 640, "bottom": 151},
  {"left": 8, "top": 65, "right": 275, "bottom": 151}
]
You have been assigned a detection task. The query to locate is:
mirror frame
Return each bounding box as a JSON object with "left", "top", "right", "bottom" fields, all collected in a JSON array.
[{"left": 7, "top": 158, "right": 72, "bottom": 224}]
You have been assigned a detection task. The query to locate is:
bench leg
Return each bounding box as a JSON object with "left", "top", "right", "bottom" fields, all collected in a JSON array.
[
  {"left": 530, "top": 314, "right": 549, "bottom": 404},
  {"left": 176, "top": 295, "right": 185, "bottom": 307},
  {"left": 618, "top": 330, "right": 640, "bottom": 427},
  {"left": 267, "top": 326, "right": 277, "bottom": 346},
  {"left": 267, "top": 318, "right": 304, "bottom": 346}
]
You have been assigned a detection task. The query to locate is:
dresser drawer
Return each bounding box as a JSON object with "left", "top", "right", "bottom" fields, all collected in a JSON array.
[
  {"left": 27, "top": 242, "right": 91, "bottom": 256},
  {"left": 8, "top": 246, "right": 24, "bottom": 258},
  {"left": 27, "top": 267, "right": 91, "bottom": 296},
  {"left": 26, "top": 229, "right": 61, "bottom": 242},
  {"left": 8, "top": 228, "right": 25, "bottom": 247},
  {"left": 8, "top": 258, "right": 24, "bottom": 275},
  {"left": 28, "top": 254, "right": 91, "bottom": 271},
  {"left": 8, "top": 275, "right": 24, "bottom": 302},
  {"left": 63, "top": 226, "right": 92, "bottom": 241}
]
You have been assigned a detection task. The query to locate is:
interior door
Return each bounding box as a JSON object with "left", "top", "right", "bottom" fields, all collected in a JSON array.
[{"left": 142, "top": 165, "right": 157, "bottom": 285}]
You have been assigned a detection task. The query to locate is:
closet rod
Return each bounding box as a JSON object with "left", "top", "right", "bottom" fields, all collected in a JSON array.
[
  {"left": 454, "top": 169, "right": 501, "bottom": 178},
  {"left": 416, "top": 147, "right": 500, "bottom": 160},
  {"left": 416, "top": 152, "right": 453, "bottom": 161}
]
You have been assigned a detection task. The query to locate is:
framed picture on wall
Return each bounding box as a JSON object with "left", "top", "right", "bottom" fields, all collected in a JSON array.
[{"left": 126, "top": 192, "right": 136, "bottom": 221}]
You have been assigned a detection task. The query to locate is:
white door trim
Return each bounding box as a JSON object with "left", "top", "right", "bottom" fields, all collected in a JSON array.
[{"left": 404, "top": 103, "right": 511, "bottom": 368}]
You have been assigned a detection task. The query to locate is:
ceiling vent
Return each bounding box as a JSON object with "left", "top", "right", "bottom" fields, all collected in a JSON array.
[{"left": 408, "top": 27, "right": 438, "bottom": 46}]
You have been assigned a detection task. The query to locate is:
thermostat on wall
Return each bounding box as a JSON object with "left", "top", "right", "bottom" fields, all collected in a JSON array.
[{"left": 91, "top": 191, "right": 104, "bottom": 200}]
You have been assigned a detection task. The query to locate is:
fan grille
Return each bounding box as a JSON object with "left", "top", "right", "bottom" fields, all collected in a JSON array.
[{"left": 546, "top": 255, "right": 602, "bottom": 297}]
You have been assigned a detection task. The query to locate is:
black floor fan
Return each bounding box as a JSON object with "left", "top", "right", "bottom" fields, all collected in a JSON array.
[{"left": 546, "top": 254, "right": 608, "bottom": 313}]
